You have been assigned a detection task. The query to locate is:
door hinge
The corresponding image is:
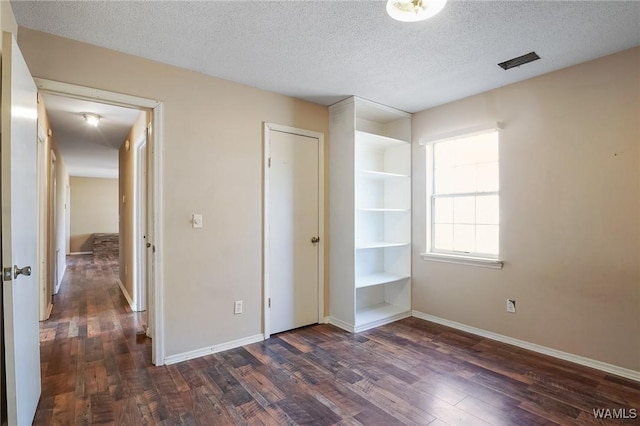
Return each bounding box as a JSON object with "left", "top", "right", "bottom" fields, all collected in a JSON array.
[
  {"left": 268, "top": 158, "right": 271, "bottom": 168},
  {"left": 3, "top": 267, "right": 12, "bottom": 281},
  {"left": 268, "top": 298, "right": 271, "bottom": 308}
]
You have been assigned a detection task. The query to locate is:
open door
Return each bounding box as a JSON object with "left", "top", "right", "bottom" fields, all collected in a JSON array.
[
  {"left": 134, "top": 133, "right": 147, "bottom": 312},
  {"left": 1, "top": 32, "right": 41, "bottom": 425}
]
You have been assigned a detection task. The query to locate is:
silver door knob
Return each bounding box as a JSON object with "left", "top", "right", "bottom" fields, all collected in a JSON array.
[
  {"left": 311, "top": 236, "right": 320, "bottom": 244},
  {"left": 14, "top": 265, "right": 31, "bottom": 279}
]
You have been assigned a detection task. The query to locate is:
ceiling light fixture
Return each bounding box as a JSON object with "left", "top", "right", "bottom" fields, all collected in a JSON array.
[
  {"left": 386, "top": 0, "right": 447, "bottom": 22},
  {"left": 83, "top": 113, "right": 101, "bottom": 127}
]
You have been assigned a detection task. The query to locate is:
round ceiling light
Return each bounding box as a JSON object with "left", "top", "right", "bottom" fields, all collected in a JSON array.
[{"left": 386, "top": 0, "right": 447, "bottom": 22}]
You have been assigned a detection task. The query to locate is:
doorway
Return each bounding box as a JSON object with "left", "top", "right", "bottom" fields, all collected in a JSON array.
[
  {"left": 263, "top": 123, "right": 324, "bottom": 337},
  {"left": 34, "top": 78, "right": 164, "bottom": 365}
]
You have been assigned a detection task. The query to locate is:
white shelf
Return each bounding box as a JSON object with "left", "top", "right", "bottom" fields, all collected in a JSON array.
[
  {"left": 357, "top": 208, "right": 410, "bottom": 212},
  {"left": 355, "top": 303, "right": 411, "bottom": 331},
  {"left": 359, "top": 170, "right": 410, "bottom": 180},
  {"left": 356, "top": 130, "right": 409, "bottom": 149},
  {"left": 329, "top": 96, "right": 411, "bottom": 334},
  {"left": 355, "top": 272, "right": 409, "bottom": 289},
  {"left": 356, "top": 241, "right": 410, "bottom": 249}
]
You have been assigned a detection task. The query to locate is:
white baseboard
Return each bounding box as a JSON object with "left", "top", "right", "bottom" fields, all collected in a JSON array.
[
  {"left": 69, "top": 251, "right": 92, "bottom": 255},
  {"left": 117, "top": 279, "right": 136, "bottom": 311},
  {"left": 327, "top": 312, "right": 412, "bottom": 334},
  {"left": 354, "top": 311, "right": 411, "bottom": 333},
  {"left": 412, "top": 310, "right": 640, "bottom": 383},
  {"left": 327, "top": 317, "right": 355, "bottom": 333},
  {"left": 164, "top": 334, "right": 264, "bottom": 365}
]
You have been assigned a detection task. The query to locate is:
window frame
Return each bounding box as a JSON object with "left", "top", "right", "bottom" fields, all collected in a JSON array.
[{"left": 421, "top": 123, "right": 504, "bottom": 269}]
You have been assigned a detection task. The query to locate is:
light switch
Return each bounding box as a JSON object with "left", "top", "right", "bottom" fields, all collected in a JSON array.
[{"left": 192, "top": 214, "right": 203, "bottom": 228}]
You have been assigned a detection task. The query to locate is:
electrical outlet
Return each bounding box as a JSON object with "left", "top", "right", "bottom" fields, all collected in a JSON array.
[
  {"left": 506, "top": 299, "right": 516, "bottom": 313},
  {"left": 234, "top": 300, "right": 243, "bottom": 315}
]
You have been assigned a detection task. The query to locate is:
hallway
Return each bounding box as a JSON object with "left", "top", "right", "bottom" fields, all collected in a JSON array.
[{"left": 34, "top": 254, "right": 151, "bottom": 424}]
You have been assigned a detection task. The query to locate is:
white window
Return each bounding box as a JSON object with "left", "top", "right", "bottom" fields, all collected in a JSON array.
[{"left": 424, "top": 128, "right": 501, "bottom": 266}]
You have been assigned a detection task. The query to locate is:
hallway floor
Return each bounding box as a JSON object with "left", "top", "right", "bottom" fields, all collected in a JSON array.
[
  {"left": 34, "top": 254, "right": 151, "bottom": 425},
  {"left": 33, "top": 255, "right": 639, "bottom": 425}
]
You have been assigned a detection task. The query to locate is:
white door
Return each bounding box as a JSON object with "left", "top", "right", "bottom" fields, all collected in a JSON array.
[
  {"left": 134, "top": 134, "right": 147, "bottom": 312},
  {"left": 50, "top": 151, "right": 58, "bottom": 294},
  {"left": 268, "top": 129, "right": 320, "bottom": 335},
  {"left": 1, "top": 32, "right": 41, "bottom": 425}
]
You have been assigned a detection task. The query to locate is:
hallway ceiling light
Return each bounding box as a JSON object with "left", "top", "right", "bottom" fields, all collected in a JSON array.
[
  {"left": 386, "top": 0, "right": 447, "bottom": 22},
  {"left": 83, "top": 113, "right": 101, "bottom": 127}
]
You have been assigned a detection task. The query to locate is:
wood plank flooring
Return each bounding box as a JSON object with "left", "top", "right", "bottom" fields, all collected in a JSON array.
[{"left": 33, "top": 255, "right": 639, "bottom": 425}]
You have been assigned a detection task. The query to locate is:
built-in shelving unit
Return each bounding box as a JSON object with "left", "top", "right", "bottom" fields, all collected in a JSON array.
[{"left": 329, "top": 96, "right": 411, "bottom": 333}]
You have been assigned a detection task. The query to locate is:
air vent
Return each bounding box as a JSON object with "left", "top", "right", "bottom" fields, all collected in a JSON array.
[{"left": 498, "top": 51, "right": 540, "bottom": 70}]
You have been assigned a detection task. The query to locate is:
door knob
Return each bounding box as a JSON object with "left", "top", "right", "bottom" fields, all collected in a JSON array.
[
  {"left": 14, "top": 265, "right": 31, "bottom": 279},
  {"left": 311, "top": 236, "right": 320, "bottom": 244}
]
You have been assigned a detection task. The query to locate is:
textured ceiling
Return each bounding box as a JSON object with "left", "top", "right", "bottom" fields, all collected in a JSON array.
[
  {"left": 12, "top": 1, "right": 640, "bottom": 113},
  {"left": 42, "top": 93, "right": 141, "bottom": 178},
  {"left": 19, "top": 1, "right": 639, "bottom": 178}
]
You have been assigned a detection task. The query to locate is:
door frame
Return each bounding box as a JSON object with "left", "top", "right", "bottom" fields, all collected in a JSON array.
[
  {"left": 133, "top": 132, "right": 147, "bottom": 312},
  {"left": 262, "top": 122, "right": 325, "bottom": 339},
  {"left": 33, "top": 78, "right": 166, "bottom": 365},
  {"left": 49, "top": 150, "right": 58, "bottom": 295},
  {"left": 36, "top": 123, "right": 51, "bottom": 320}
]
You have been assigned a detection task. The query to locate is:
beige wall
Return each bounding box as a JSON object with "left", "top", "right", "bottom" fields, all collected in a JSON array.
[
  {"left": 412, "top": 47, "right": 640, "bottom": 371},
  {"left": 17, "top": 28, "right": 330, "bottom": 358},
  {"left": 119, "top": 111, "right": 148, "bottom": 301},
  {"left": 69, "top": 177, "right": 118, "bottom": 252}
]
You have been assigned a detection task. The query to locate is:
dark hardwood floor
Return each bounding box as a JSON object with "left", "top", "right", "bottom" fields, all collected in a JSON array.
[{"left": 34, "top": 255, "right": 639, "bottom": 425}]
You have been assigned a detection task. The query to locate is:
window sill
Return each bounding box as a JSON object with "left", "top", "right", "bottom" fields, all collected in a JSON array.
[{"left": 420, "top": 252, "right": 504, "bottom": 269}]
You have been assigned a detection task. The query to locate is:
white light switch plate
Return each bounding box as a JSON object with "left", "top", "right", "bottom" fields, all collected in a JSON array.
[{"left": 192, "top": 213, "right": 203, "bottom": 228}]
